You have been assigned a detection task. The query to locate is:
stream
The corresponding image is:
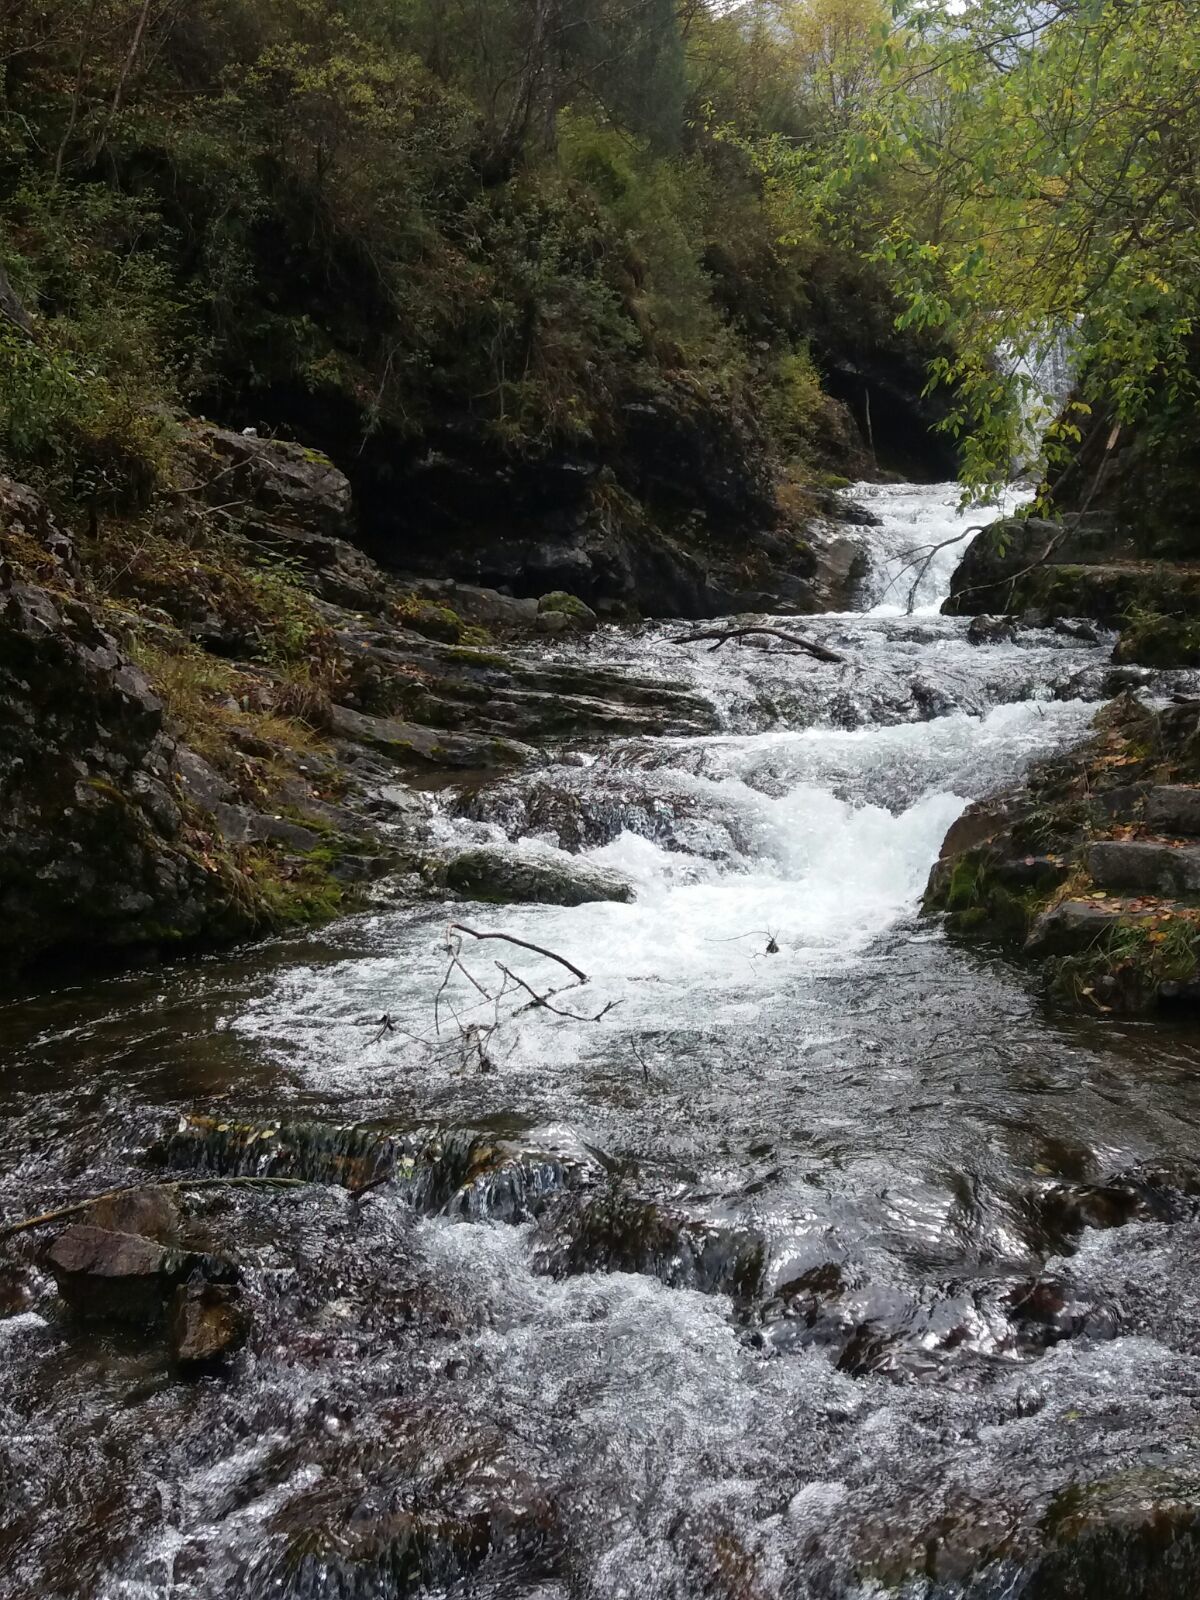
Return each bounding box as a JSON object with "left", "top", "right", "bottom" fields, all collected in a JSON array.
[{"left": 5, "top": 482, "right": 1200, "bottom": 1599}]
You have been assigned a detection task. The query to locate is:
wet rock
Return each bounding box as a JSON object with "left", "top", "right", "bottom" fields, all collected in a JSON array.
[
  {"left": 44, "top": 1224, "right": 194, "bottom": 1323},
  {"left": 1145, "top": 785, "right": 1200, "bottom": 837},
  {"left": 536, "top": 1190, "right": 767, "bottom": 1298},
  {"left": 1053, "top": 616, "right": 1102, "bottom": 643},
  {"left": 418, "top": 1128, "right": 603, "bottom": 1223},
  {"left": 1087, "top": 840, "right": 1200, "bottom": 897},
  {"left": 0, "top": 1263, "right": 32, "bottom": 1317},
  {"left": 967, "top": 614, "right": 1018, "bottom": 645},
  {"left": 1002, "top": 1277, "right": 1121, "bottom": 1348},
  {"left": 168, "top": 1273, "right": 249, "bottom": 1372},
  {"left": 161, "top": 1113, "right": 417, "bottom": 1191},
  {"left": 441, "top": 844, "right": 634, "bottom": 907},
  {"left": 807, "top": 525, "right": 869, "bottom": 610},
  {"left": 458, "top": 766, "right": 755, "bottom": 860},
  {"left": 85, "top": 1186, "right": 180, "bottom": 1244}
]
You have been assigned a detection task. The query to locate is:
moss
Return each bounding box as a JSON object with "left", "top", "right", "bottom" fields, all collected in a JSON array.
[
  {"left": 538, "top": 590, "right": 593, "bottom": 621},
  {"left": 930, "top": 850, "right": 1042, "bottom": 944},
  {"left": 443, "top": 646, "right": 512, "bottom": 669},
  {"left": 394, "top": 595, "right": 464, "bottom": 643}
]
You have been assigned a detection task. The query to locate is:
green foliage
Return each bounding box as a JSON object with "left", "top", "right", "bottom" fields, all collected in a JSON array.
[
  {"left": 856, "top": 0, "right": 1200, "bottom": 495},
  {"left": 0, "top": 0, "right": 903, "bottom": 486}
]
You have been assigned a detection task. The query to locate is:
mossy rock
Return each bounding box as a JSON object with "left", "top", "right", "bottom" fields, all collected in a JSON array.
[
  {"left": 537, "top": 591, "right": 598, "bottom": 632},
  {"left": 397, "top": 596, "right": 464, "bottom": 643}
]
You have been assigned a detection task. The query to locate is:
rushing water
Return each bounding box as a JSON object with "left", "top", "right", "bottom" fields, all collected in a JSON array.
[{"left": 4, "top": 483, "right": 1200, "bottom": 1600}]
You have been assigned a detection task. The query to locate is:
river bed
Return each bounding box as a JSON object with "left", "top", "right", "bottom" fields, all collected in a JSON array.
[{"left": 4, "top": 484, "right": 1200, "bottom": 1599}]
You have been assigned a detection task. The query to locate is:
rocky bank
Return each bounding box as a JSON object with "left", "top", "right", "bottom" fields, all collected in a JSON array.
[{"left": 926, "top": 694, "right": 1200, "bottom": 1013}]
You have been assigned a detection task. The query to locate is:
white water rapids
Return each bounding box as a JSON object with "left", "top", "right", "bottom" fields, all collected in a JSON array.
[
  {"left": 7, "top": 482, "right": 1200, "bottom": 1600},
  {"left": 234, "top": 483, "right": 1091, "bottom": 1093}
]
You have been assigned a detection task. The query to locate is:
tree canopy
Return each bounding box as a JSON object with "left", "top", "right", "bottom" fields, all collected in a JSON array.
[{"left": 864, "top": 0, "right": 1200, "bottom": 492}]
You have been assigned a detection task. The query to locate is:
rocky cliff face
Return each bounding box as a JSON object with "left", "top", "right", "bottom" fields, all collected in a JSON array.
[
  {"left": 222, "top": 377, "right": 874, "bottom": 619},
  {"left": 0, "top": 480, "right": 237, "bottom": 967}
]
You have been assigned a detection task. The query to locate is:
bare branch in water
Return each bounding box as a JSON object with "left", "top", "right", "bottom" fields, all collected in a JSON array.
[
  {"left": 0, "top": 1176, "right": 307, "bottom": 1241},
  {"left": 448, "top": 924, "right": 589, "bottom": 983},
  {"left": 674, "top": 626, "right": 846, "bottom": 665},
  {"left": 495, "top": 963, "right": 620, "bottom": 1022}
]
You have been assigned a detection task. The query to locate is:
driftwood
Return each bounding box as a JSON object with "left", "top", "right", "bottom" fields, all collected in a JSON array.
[
  {"left": 674, "top": 626, "right": 846, "bottom": 665},
  {"left": 0, "top": 1175, "right": 308, "bottom": 1242}
]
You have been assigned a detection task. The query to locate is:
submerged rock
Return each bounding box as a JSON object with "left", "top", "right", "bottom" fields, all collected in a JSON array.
[
  {"left": 441, "top": 844, "right": 635, "bottom": 906},
  {"left": 251, "top": 1417, "right": 562, "bottom": 1597},
  {"left": 43, "top": 1223, "right": 235, "bottom": 1324},
  {"left": 1024, "top": 1472, "right": 1200, "bottom": 1600},
  {"left": 169, "top": 1273, "right": 249, "bottom": 1372},
  {"left": 536, "top": 1190, "right": 767, "bottom": 1298},
  {"left": 161, "top": 1114, "right": 417, "bottom": 1191},
  {"left": 161, "top": 1115, "right": 601, "bottom": 1223}
]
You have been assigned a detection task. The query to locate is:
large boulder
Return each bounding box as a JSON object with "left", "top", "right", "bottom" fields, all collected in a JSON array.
[
  {"left": 43, "top": 1223, "right": 236, "bottom": 1323},
  {"left": 441, "top": 844, "right": 634, "bottom": 906},
  {"left": 182, "top": 423, "right": 352, "bottom": 537}
]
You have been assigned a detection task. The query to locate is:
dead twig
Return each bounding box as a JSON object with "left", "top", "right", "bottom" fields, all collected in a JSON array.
[
  {"left": 495, "top": 963, "right": 619, "bottom": 1022},
  {"left": 674, "top": 626, "right": 846, "bottom": 666},
  {"left": 448, "top": 924, "right": 588, "bottom": 983},
  {"left": 0, "top": 1176, "right": 308, "bottom": 1242}
]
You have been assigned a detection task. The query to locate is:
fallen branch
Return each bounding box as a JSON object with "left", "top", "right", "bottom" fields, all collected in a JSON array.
[
  {"left": 674, "top": 626, "right": 846, "bottom": 665},
  {"left": 0, "top": 1176, "right": 308, "bottom": 1242},
  {"left": 448, "top": 924, "right": 588, "bottom": 983},
  {"left": 496, "top": 963, "right": 619, "bottom": 1022}
]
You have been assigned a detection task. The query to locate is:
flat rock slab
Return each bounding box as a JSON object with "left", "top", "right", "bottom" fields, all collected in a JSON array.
[
  {"left": 85, "top": 1186, "right": 179, "bottom": 1244},
  {"left": 330, "top": 704, "right": 537, "bottom": 772},
  {"left": 1087, "top": 840, "right": 1200, "bottom": 897},
  {"left": 1146, "top": 785, "right": 1200, "bottom": 837},
  {"left": 1025, "top": 900, "right": 1148, "bottom": 958}
]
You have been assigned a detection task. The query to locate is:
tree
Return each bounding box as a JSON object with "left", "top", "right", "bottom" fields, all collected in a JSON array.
[{"left": 864, "top": 0, "right": 1200, "bottom": 493}]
